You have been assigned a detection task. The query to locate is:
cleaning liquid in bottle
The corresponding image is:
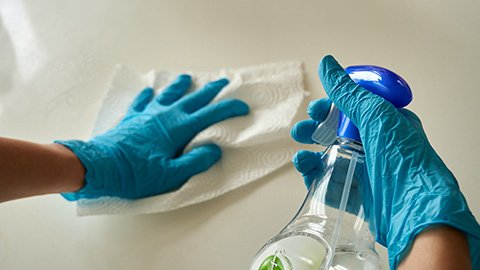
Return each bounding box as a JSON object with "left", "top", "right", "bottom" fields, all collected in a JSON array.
[{"left": 249, "top": 65, "right": 413, "bottom": 270}]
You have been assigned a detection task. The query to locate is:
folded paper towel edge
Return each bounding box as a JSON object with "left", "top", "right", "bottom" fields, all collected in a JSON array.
[{"left": 92, "top": 61, "right": 308, "bottom": 137}]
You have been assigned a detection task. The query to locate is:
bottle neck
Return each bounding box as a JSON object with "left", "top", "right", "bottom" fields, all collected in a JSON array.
[{"left": 336, "top": 137, "right": 364, "bottom": 154}]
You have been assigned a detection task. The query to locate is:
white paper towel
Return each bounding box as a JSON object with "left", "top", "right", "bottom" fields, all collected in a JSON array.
[{"left": 77, "top": 62, "right": 307, "bottom": 216}]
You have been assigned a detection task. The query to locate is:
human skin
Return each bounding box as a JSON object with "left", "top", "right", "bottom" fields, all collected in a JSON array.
[
  {"left": 0, "top": 137, "right": 84, "bottom": 202},
  {"left": 398, "top": 225, "right": 471, "bottom": 270}
]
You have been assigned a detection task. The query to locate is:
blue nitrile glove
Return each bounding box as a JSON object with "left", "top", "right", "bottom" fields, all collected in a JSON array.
[
  {"left": 56, "top": 75, "right": 249, "bottom": 201},
  {"left": 291, "top": 55, "right": 480, "bottom": 269}
]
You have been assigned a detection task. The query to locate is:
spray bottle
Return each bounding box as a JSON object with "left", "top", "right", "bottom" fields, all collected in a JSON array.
[{"left": 249, "top": 65, "right": 413, "bottom": 270}]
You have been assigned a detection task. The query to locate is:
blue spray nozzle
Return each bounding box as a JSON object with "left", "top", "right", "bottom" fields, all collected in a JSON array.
[
  {"left": 337, "top": 65, "right": 413, "bottom": 142},
  {"left": 345, "top": 65, "right": 412, "bottom": 107}
]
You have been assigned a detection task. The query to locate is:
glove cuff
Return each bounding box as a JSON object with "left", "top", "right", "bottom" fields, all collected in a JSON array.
[
  {"left": 387, "top": 191, "right": 480, "bottom": 269},
  {"left": 54, "top": 139, "right": 120, "bottom": 201}
]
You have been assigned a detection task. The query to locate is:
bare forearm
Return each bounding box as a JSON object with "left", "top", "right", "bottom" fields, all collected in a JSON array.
[
  {"left": 399, "top": 226, "right": 471, "bottom": 270},
  {"left": 0, "top": 137, "right": 85, "bottom": 202}
]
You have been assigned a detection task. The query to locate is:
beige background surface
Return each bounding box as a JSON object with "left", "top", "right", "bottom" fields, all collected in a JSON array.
[{"left": 0, "top": 0, "right": 479, "bottom": 269}]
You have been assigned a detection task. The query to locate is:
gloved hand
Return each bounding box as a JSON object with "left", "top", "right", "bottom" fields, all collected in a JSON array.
[
  {"left": 291, "top": 55, "right": 480, "bottom": 269},
  {"left": 56, "top": 75, "right": 249, "bottom": 200}
]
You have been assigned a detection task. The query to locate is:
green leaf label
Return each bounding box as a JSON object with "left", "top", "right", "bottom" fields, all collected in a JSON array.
[{"left": 258, "top": 254, "right": 285, "bottom": 270}]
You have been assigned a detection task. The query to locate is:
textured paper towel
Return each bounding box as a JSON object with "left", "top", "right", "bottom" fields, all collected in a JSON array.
[{"left": 77, "top": 62, "right": 307, "bottom": 215}]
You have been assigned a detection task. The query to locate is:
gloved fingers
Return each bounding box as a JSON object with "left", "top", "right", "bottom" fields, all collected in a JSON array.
[
  {"left": 190, "top": 99, "right": 249, "bottom": 132},
  {"left": 295, "top": 152, "right": 363, "bottom": 215},
  {"left": 179, "top": 78, "right": 229, "bottom": 113},
  {"left": 293, "top": 150, "right": 365, "bottom": 215},
  {"left": 292, "top": 150, "right": 324, "bottom": 177},
  {"left": 303, "top": 169, "right": 319, "bottom": 189},
  {"left": 156, "top": 74, "right": 192, "bottom": 105},
  {"left": 292, "top": 150, "right": 325, "bottom": 189},
  {"left": 318, "top": 55, "right": 399, "bottom": 129},
  {"left": 167, "top": 144, "right": 222, "bottom": 190},
  {"left": 127, "top": 87, "right": 154, "bottom": 114},
  {"left": 307, "top": 98, "right": 332, "bottom": 121},
  {"left": 290, "top": 119, "right": 318, "bottom": 144},
  {"left": 290, "top": 98, "right": 332, "bottom": 144}
]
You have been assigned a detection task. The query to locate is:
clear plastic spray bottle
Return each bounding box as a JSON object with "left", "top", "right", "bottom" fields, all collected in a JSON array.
[{"left": 249, "top": 65, "right": 413, "bottom": 270}]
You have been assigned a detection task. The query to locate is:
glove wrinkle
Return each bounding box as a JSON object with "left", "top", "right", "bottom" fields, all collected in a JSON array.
[{"left": 291, "top": 55, "right": 480, "bottom": 269}]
